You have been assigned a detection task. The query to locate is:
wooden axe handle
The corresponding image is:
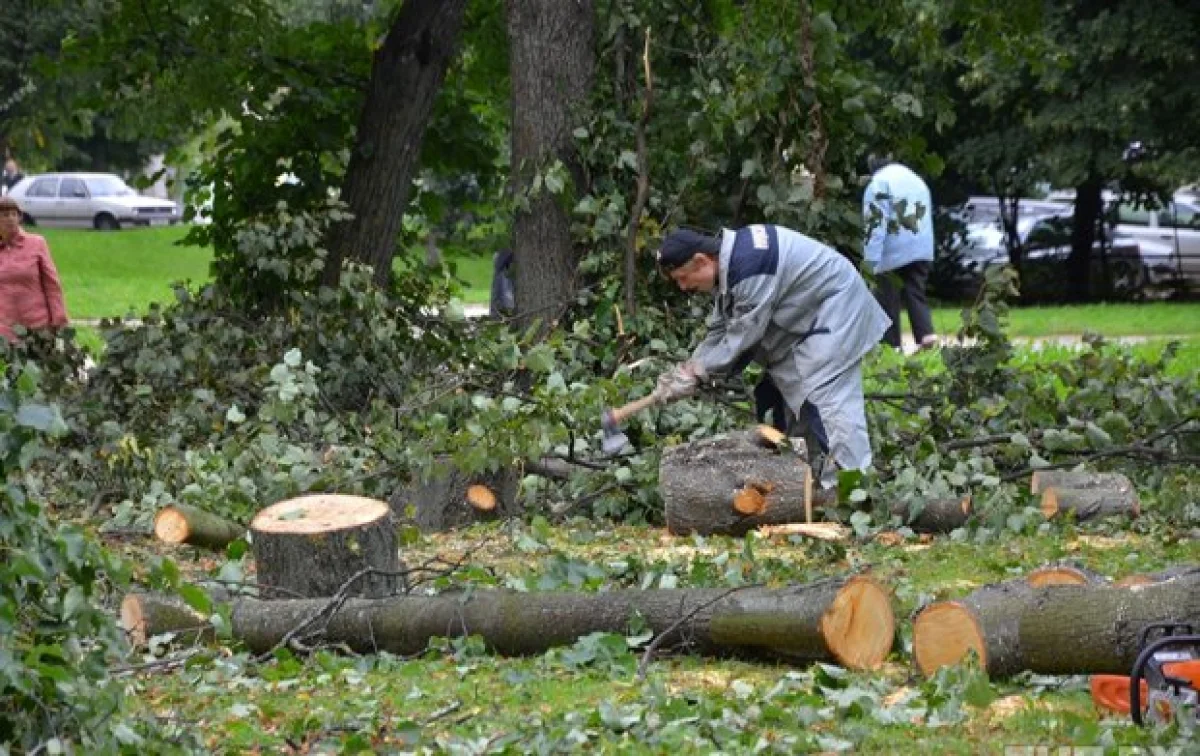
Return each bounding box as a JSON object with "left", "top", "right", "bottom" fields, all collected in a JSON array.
[{"left": 609, "top": 392, "right": 660, "bottom": 425}]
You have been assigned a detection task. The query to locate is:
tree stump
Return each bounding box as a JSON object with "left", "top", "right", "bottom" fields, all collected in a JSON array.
[
  {"left": 1040, "top": 486, "right": 1139, "bottom": 520},
  {"left": 154, "top": 504, "right": 244, "bottom": 551},
  {"left": 251, "top": 495, "right": 402, "bottom": 599},
  {"left": 661, "top": 431, "right": 813, "bottom": 536},
  {"left": 391, "top": 458, "right": 520, "bottom": 532},
  {"left": 230, "top": 573, "right": 895, "bottom": 670},
  {"left": 1026, "top": 563, "right": 1106, "bottom": 587},
  {"left": 1029, "top": 470, "right": 1132, "bottom": 496}
]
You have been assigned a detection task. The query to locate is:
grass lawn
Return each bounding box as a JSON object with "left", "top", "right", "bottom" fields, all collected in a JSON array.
[
  {"left": 44, "top": 228, "right": 1200, "bottom": 339},
  {"left": 41, "top": 226, "right": 213, "bottom": 320}
]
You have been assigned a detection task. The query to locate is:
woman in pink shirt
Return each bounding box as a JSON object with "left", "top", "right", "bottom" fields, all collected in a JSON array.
[{"left": 0, "top": 196, "right": 69, "bottom": 340}]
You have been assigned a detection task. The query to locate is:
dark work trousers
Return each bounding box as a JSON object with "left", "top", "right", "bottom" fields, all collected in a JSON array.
[
  {"left": 753, "top": 374, "right": 829, "bottom": 454},
  {"left": 875, "top": 260, "right": 935, "bottom": 348}
]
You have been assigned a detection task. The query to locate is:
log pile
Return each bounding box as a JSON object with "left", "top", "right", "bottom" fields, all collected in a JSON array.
[
  {"left": 1030, "top": 470, "right": 1139, "bottom": 521},
  {"left": 913, "top": 566, "right": 1200, "bottom": 678}
]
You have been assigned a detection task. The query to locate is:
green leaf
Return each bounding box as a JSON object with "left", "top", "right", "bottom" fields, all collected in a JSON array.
[
  {"left": 15, "top": 403, "right": 58, "bottom": 431},
  {"left": 179, "top": 584, "right": 212, "bottom": 615}
]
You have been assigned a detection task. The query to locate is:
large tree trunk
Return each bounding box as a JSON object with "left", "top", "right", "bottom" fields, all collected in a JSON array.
[
  {"left": 251, "top": 495, "right": 404, "bottom": 599},
  {"left": 325, "top": 0, "right": 469, "bottom": 287},
  {"left": 913, "top": 568, "right": 1200, "bottom": 678},
  {"left": 231, "top": 574, "right": 894, "bottom": 670},
  {"left": 506, "top": 0, "right": 595, "bottom": 329},
  {"left": 1067, "top": 177, "right": 1104, "bottom": 302}
]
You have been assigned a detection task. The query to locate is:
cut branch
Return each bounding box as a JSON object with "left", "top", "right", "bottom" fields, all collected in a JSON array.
[{"left": 154, "top": 504, "right": 244, "bottom": 551}]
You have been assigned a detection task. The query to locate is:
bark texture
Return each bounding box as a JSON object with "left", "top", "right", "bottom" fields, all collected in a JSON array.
[
  {"left": 914, "top": 569, "right": 1200, "bottom": 678},
  {"left": 893, "top": 495, "right": 972, "bottom": 533},
  {"left": 231, "top": 574, "right": 894, "bottom": 670},
  {"left": 251, "top": 495, "right": 403, "bottom": 599},
  {"left": 391, "top": 459, "right": 521, "bottom": 532},
  {"left": 154, "top": 504, "right": 244, "bottom": 551},
  {"left": 1040, "top": 486, "right": 1140, "bottom": 520},
  {"left": 326, "top": 0, "right": 469, "bottom": 286},
  {"left": 506, "top": 0, "right": 595, "bottom": 328},
  {"left": 1029, "top": 470, "right": 1133, "bottom": 495},
  {"left": 661, "top": 432, "right": 813, "bottom": 536},
  {"left": 121, "top": 593, "right": 215, "bottom": 648}
]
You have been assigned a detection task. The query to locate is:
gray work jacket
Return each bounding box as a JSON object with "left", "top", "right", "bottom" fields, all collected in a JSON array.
[{"left": 691, "top": 224, "right": 891, "bottom": 410}]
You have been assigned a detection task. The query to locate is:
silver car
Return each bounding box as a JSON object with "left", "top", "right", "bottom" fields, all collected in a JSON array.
[{"left": 7, "top": 173, "right": 180, "bottom": 231}]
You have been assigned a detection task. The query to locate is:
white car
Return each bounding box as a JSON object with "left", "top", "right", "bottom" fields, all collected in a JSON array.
[
  {"left": 7, "top": 173, "right": 180, "bottom": 231},
  {"left": 1112, "top": 195, "right": 1200, "bottom": 286}
]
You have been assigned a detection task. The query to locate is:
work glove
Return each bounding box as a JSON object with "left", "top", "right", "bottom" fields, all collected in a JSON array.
[{"left": 654, "top": 361, "right": 703, "bottom": 402}]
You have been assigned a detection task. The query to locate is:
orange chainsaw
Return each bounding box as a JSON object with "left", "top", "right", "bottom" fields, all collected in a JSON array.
[{"left": 1090, "top": 622, "right": 1200, "bottom": 726}]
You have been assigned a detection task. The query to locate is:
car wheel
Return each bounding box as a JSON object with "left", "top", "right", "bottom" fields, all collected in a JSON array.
[
  {"left": 94, "top": 214, "right": 120, "bottom": 231},
  {"left": 1108, "top": 260, "right": 1146, "bottom": 299}
]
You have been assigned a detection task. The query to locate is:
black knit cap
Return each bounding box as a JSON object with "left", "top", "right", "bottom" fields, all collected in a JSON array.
[{"left": 657, "top": 228, "right": 720, "bottom": 270}]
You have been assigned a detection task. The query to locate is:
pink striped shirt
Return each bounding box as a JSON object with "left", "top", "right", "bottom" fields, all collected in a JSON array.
[{"left": 0, "top": 230, "right": 69, "bottom": 340}]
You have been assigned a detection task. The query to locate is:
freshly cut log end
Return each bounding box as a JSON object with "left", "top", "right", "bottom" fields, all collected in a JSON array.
[
  {"left": 121, "top": 593, "right": 212, "bottom": 649},
  {"left": 251, "top": 494, "right": 402, "bottom": 599},
  {"left": 1027, "top": 564, "right": 1102, "bottom": 587},
  {"left": 753, "top": 425, "right": 788, "bottom": 449},
  {"left": 154, "top": 504, "right": 244, "bottom": 550},
  {"left": 732, "top": 483, "right": 772, "bottom": 516},
  {"left": 1040, "top": 486, "right": 1140, "bottom": 521},
  {"left": 912, "top": 601, "right": 986, "bottom": 677},
  {"left": 1115, "top": 566, "right": 1199, "bottom": 588},
  {"left": 819, "top": 576, "right": 895, "bottom": 670},
  {"left": 252, "top": 494, "right": 391, "bottom": 535},
  {"left": 466, "top": 484, "right": 497, "bottom": 512},
  {"left": 1030, "top": 470, "right": 1133, "bottom": 496}
]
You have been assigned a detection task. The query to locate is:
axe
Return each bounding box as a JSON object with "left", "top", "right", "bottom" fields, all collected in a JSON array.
[{"left": 600, "top": 392, "right": 663, "bottom": 455}]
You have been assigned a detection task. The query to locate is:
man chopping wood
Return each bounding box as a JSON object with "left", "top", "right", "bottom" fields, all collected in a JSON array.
[{"left": 653, "top": 225, "right": 890, "bottom": 485}]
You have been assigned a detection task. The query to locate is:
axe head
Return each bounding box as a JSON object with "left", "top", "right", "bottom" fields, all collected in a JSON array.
[{"left": 600, "top": 409, "right": 630, "bottom": 455}]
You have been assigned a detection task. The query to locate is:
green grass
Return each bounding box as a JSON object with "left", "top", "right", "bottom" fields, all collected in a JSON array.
[
  {"left": 41, "top": 227, "right": 212, "bottom": 320},
  {"left": 44, "top": 228, "right": 1200, "bottom": 338}
]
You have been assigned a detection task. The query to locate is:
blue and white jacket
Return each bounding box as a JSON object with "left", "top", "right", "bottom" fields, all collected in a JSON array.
[{"left": 862, "top": 163, "right": 934, "bottom": 274}]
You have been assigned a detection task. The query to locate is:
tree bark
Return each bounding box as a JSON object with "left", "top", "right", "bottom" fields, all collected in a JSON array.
[
  {"left": 121, "top": 593, "right": 215, "bottom": 648},
  {"left": 914, "top": 569, "right": 1200, "bottom": 678},
  {"left": 231, "top": 574, "right": 894, "bottom": 670},
  {"left": 1040, "top": 486, "right": 1140, "bottom": 520},
  {"left": 154, "top": 504, "right": 244, "bottom": 551},
  {"left": 251, "top": 495, "right": 403, "bottom": 599},
  {"left": 506, "top": 0, "right": 595, "bottom": 329},
  {"left": 893, "top": 495, "right": 972, "bottom": 533},
  {"left": 661, "top": 432, "right": 813, "bottom": 536},
  {"left": 1029, "top": 470, "right": 1133, "bottom": 496},
  {"left": 1067, "top": 177, "right": 1104, "bottom": 302},
  {"left": 325, "top": 0, "right": 469, "bottom": 287},
  {"left": 390, "top": 458, "right": 520, "bottom": 532}
]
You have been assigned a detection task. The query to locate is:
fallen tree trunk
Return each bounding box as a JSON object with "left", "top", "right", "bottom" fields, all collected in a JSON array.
[
  {"left": 1029, "top": 470, "right": 1132, "bottom": 496},
  {"left": 231, "top": 574, "right": 894, "bottom": 670},
  {"left": 154, "top": 504, "right": 244, "bottom": 551},
  {"left": 661, "top": 432, "right": 813, "bottom": 536},
  {"left": 1040, "top": 486, "right": 1139, "bottom": 520},
  {"left": 251, "top": 495, "right": 403, "bottom": 599},
  {"left": 913, "top": 569, "right": 1200, "bottom": 677}
]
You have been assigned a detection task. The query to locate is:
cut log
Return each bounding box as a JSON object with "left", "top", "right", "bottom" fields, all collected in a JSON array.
[
  {"left": 465, "top": 484, "right": 498, "bottom": 512},
  {"left": 1041, "top": 486, "right": 1139, "bottom": 520},
  {"left": 231, "top": 574, "right": 895, "bottom": 670},
  {"left": 753, "top": 424, "right": 788, "bottom": 449},
  {"left": 1115, "top": 566, "right": 1200, "bottom": 588},
  {"left": 913, "top": 569, "right": 1200, "bottom": 678},
  {"left": 1017, "top": 571, "right": 1200, "bottom": 675},
  {"left": 251, "top": 494, "right": 403, "bottom": 599},
  {"left": 154, "top": 504, "right": 244, "bottom": 551},
  {"left": 1026, "top": 563, "right": 1106, "bottom": 587},
  {"left": 1029, "top": 470, "right": 1133, "bottom": 496},
  {"left": 893, "top": 495, "right": 972, "bottom": 533},
  {"left": 661, "top": 432, "right": 812, "bottom": 536},
  {"left": 391, "top": 458, "right": 520, "bottom": 531},
  {"left": 121, "top": 593, "right": 214, "bottom": 648}
]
